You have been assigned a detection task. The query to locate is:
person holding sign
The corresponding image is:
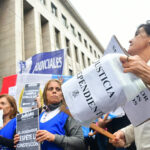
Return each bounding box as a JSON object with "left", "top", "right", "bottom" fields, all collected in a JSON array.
[
  {"left": 0, "top": 94, "right": 18, "bottom": 149},
  {"left": 36, "top": 79, "right": 85, "bottom": 150},
  {"left": 109, "top": 22, "right": 150, "bottom": 150}
]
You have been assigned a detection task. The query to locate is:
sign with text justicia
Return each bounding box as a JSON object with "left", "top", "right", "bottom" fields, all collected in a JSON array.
[
  {"left": 19, "top": 49, "right": 64, "bottom": 75},
  {"left": 62, "top": 54, "right": 146, "bottom": 126}
]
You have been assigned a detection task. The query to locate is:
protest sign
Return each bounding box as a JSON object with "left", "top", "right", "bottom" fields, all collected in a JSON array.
[
  {"left": 104, "top": 35, "right": 128, "bottom": 55},
  {"left": 18, "top": 49, "right": 64, "bottom": 75},
  {"left": 15, "top": 74, "right": 72, "bottom": 113},
  {"left": 16, "top": 74, "right": 52, "bottom": 113},
  {"left": 123, "top": 88, "right": 150, "bottom": 126},
  {"left": 104, "top": 107, "right": 125, "bottom": 119},
  {"left": 0, "top": 110, "right": 3, "bottom": 128},
  {"left": 21, "top": 83, "right": 40, "bottom": 107},
  {"left": 62, "top": 53, "right": 146, "bottom": 126},
  {"left": 104, "top": 35, "right": 126, "bottom": 118},
  {"left": 16, "top": 108, "right": 40, "bottom": 150},
  {"left": 104, "top": 36, "right": 150, "bottom": 126}
]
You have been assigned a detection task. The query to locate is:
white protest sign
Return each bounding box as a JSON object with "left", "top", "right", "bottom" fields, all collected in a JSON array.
[
  {"left": 0, "top": 110, "right": 3, "bottom": 127},
  {"left": 104, "top": 35, "right": 128, "bottom": 55},
  {"left": 104, "top": 35, "right": 127, "bottom": 118},
  {"left": 123, "top": 88, "right": 150, "bottom": 126},
  {"left": 107, "top": 106, "right": 125, "bottom": 119},
  {"left": 62, "top": 53, "right": 146, "bottom": 126},
  {"left": 104, "top": 36, "right": 150, "bottom": 126},
  {"left": 16, "top": 74, "right": 52, "bottom": 113}
]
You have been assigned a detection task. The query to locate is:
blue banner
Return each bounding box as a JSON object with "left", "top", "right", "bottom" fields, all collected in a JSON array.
[{"left": 19, "top": 49, "right": 64, "bottom": 75}]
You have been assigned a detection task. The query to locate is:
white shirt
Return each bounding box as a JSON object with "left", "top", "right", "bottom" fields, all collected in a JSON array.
[{"left": 40, "top": 107, "right": 60, "bottom": 123}]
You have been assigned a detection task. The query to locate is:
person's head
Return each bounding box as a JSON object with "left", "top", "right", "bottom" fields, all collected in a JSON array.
[
  {"left": 43, "top": 79, "right": 63, "bottom": 105},
  {"left": 128, "top": 22, "right": 150, "bottom": 60},
  {"left": 0, "top": 94, "right": 17, "bottom": 119}
]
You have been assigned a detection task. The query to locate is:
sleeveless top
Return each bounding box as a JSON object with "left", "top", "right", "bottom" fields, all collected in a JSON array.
[
  {"left": 0, "top": 118, "right": 16, "bottom": 150},
  {"left": 40, "top": 111, "right": 68, "bottom": 150}
]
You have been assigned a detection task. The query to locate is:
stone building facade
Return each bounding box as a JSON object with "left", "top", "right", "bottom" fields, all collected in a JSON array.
[{"left": 0, "top": 0, "right": 104, "bottom": 90}]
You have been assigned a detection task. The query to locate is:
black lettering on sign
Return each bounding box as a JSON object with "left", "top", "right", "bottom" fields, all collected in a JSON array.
[
  {"left": 132, "top": 91, "right": 149, "bottom": 106},
  {"left": 95, "top": 60, "right": 115, "bottom": 98},
  {"left": 77, "top": 72, "right": 104, "bottom": 117}
]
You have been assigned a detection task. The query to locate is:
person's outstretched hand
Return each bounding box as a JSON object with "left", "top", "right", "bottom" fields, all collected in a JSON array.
[{"left": 98, "top": 113, "right": 112, "bottom": 128}]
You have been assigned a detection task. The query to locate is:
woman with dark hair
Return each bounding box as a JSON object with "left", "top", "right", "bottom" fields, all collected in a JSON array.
[
  {"left": 0, "top": 94, "right": 18, "bottom": 150},
  {"left": 109, "top": 22, "right": 150, "bottom": 150},
  {"left": 36, "top": 79, "right": 85, "bottom": 150}
]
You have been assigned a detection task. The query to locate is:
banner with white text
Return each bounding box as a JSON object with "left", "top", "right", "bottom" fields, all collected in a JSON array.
[
  {"left": 18, "top": 49, "right": 64, "bottom": 75},
  {"left": 16, "top": 109, "right": 40, "bottom": 150}
]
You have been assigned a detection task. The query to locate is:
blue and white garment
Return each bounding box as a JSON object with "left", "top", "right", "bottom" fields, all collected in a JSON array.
[
  {"left": 0, "top": 118, "right": 16, "bottom": 150},
  {"left": 40, "top": 111, "right": 68, "bottom": 150}
]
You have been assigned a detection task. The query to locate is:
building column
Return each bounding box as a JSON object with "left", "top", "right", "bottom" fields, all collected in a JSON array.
[
  {"left": 15, "top": 0, "right": 24, "bottom": 73},
  {"left": 59, "top": 33, "right": 68, "bottom": 75},
  {"left": 49, "top": 23, "right": 55, "bottom": 51},
  {"left": 70, "top": 43, "right": 77, "bottom": 75},
  {"left": 34, "top": 9, "right": 43, "bottom": 53}
]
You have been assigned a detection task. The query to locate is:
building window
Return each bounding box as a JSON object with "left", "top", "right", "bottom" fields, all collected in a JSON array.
[
  {"left": 62, "top": 14, "right": 68, "bottom": 28},
  {"left": 89, "top": 45, "right": 92, "bottom": 53},
  {"left": 84, "top": 39, "right": 88, "bottom": 48},
  {"left": 69, "top": 69, "right": 73, "bottom": 76},
  {"left": 70, "top": 24, "right": 76, "bottom": 36},
  {"left": 78, "top": 32, "right": 82, "bottom": 42},
  {"left": 65, "top": 37, "right": 70, "bottom": 56},
  {"left": 55, "top": 28, "right": 60, "bottom": 49},
  {"left": 88, "top": 58, "right": 91, "bottom": 66},
  {"left": 74, "top": 45, "right": 79, "bottom": 63},
  {"left": 51, "top": 2, "right": 57, "bottom": 16},
  {"left": 81, "top": 52, "right": 86, "bottom": 68},
  {"left": 40, "top": 0, "right": 46, "bottom": 5},
  {"left": 94, "top": 50, "right": 97, "bottom": 58}
]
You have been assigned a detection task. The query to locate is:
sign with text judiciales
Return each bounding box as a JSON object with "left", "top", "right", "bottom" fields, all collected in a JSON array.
[{"left": 19, "top": 49, "right": 64, "bottom": 75}]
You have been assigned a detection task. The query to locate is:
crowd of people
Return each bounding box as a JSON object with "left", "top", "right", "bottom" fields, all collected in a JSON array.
[{"left": 1, "top": 22, "right": 150, "bottom": 150}]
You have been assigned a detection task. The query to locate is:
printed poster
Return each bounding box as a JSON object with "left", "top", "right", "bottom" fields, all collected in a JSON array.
[
  {"left": 21, "top": 83, "right": 40, "bottom": 107},
  {"left": 16, "top": 108, "right": 40, "bottom": 150}
]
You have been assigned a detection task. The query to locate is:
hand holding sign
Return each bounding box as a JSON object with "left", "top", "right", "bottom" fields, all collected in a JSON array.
[
  {"left": 60, "top": 104, "right": 115, "bottom": 140},
  {"left": 109, "top": 130, "right": 126, "bottom": 147},
  {"left": 36, "top": 130, "right": 55, "bottom": 143}
]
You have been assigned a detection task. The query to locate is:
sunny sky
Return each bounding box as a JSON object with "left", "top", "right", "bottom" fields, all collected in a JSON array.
[{"left": 70, "top": 0, "right": 150, "bottom": 50}]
